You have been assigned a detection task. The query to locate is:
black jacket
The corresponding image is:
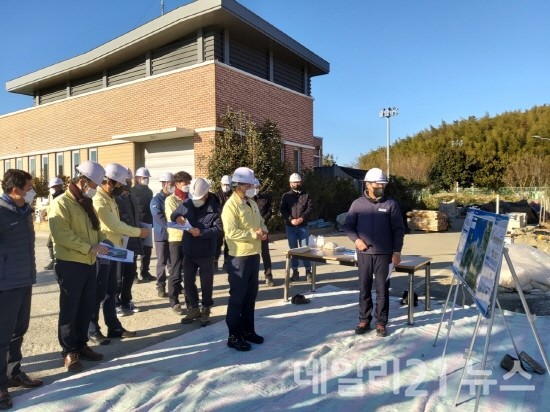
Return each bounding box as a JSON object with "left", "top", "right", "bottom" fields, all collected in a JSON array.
[
  {"left": 130, "top": 184, "right": 153, "bottom": 224},
  {"left": 116, "top": 193, "right": 144, "bottom": 255},
  {"left": 279, "top": 190, "right": 313, "bottom": 227},
  {"left": 255, "top": 193, "right": 272, "bottom": 223}
]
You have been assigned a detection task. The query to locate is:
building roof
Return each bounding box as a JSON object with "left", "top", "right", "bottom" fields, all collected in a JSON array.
[{"left": 6, "top": 0, "right": 330, "bottom": 96}]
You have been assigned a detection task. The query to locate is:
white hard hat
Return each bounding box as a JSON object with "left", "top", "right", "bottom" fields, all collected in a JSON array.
[
  {"left": 126, "top": 167, "right": 133, "bottom": 179},
  {"left": 189, "top": 178, "right": 210, "bottom": 200},
  {"left": 253, "top": 178, "right": 260, "bottom": 186},
  {"left": 48, "top": 177, "right": 63, "bottom": 188},
  {"left": 289, "top": 173, "right": 302, "bottom": 183},
  {"left": 158, "top": 172, "right": 175, "bottom": 182},
  {"left": 76, "top": 160, "right": 106, "bottom": 186},
  {"left": 104, "top": 163, "right": 129, "bottom": 185},
  {"left": 221, "top": 175, "right": 232, "bottom": 185},
  {"left": 231, "top": 167, "right": 255, "bottom": 184},
  {"left": 364, "top": 168, "right": 388, "bottom": 184},
  {"left": 135, "top": 167, "right": 151, "bottom": 177}
]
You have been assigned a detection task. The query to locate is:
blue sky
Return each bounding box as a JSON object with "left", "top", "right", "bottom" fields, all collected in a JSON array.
[{"left": 1, "top": 0, "right": 549, "bottom": 166}]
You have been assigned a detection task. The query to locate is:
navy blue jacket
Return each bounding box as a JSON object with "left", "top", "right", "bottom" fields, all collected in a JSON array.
[
  {"left": 344, "top": 193, "right": 405, "bottom": 255},
  {"left": 150, "top": 191, "right": 169, "bottom": 242},
  {"left": 131, "top": 183, "right": 153, "bottom": 224},
  {"left": 0, "top": 194, "right": 37, "bottom": 291},
  {"left": 280, "top": 190, "right": 313, "bottom": 227},
  {"left": 170, "top": 195, "right": 222, "bottom": 258}
]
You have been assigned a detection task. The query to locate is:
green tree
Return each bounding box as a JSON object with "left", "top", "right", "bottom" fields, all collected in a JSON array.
[
  {"left": 473, "top": 154, "right": 508, "bottom": 192},
  {"left": 322, "top": 153, "right": 337, "bottom": 166},
  {"left": 427, "top": 148, "right": 476, "bottom": 192}
]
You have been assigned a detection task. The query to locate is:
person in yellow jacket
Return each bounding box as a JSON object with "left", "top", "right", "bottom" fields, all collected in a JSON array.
[
  {"left": 221, "top": 167, "right": 268, "bottom": 352},
  {"left": 165, "top": 170, "right": 192, "bottom": 315},
  {"left": 48, "top": 160, "right": 109, "bottom": 372},
  {"left": 89, "top": 163, "right": 150, "bottom": 343}
]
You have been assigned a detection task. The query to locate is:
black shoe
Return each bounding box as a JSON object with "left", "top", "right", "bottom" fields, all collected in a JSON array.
[
  {"left": 290, "top": 270, "right": 299, "bottom": 282},
  {"left": 227, "top": 335, "right": 251, "bottom": 351},
  {"left": 88, "top": 331, "right": 111, "bottom": 346},
  {"left": 107, "top": 328, "right": 137, "bottom": 339},
  {"left": 0, "top": 389, "right": 12, "bottom": 410},
  {"left": 135, "top": 274, "right": 145, "bottom": 284},
  {"left": 44, "top": 260, "right": 55, "bottom": 271},
  {"left": 142, "top": 272, "right": 156, "bottom": 281},
  {"left": 157, "top": 286, "right": 167, "bottom": 298},
  {"left": 306, "top": 271, "right": 313, "bottom": 282},
  {"left": 8, "top": 371, "right": 43, "bottom": 388},
  {"left": 355, "top": 321, "right": 371, "bottom": 335},
  {"left": 243, "top": 331, "right": 264, "bottom": 344},
  {"left": 376, "top": 324, "right": 388, "bottom": 338}
]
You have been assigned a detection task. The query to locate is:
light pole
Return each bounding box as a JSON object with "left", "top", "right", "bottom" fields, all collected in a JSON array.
[
  {"left": 533, "top": 135, "right": 550, "bottom": 141},
  {"left": 379, "top": 107, "right": 399, "bottom": 178}
]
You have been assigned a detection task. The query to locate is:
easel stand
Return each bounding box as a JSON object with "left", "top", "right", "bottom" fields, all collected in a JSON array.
[{"left": 434, "top": 248, "right": 549, "bottom": 411}]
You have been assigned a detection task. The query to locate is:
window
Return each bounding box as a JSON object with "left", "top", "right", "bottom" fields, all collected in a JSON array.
[
  {"left": 16, "top": 158, "right": 23, "bottom": 170},
  {"left": 56, "top": 153, "right": 64, "bottom": 176},
  {"left": 4, "top": 159, "right": 11, "bottom": 171},
  {"left": 88, "top": 148, "right": 98, "bottom": 162},
  {"left": 29, "top": 157, "right": 36, "bottom": 177},
  {"left": 293, "top": 148, "right": 301, "bottom": 173},
  {"left": 72, "top": 150, "right": 81, "bottom": 177},
  {"left": 41, "top": 155, "right": 49, "bottom": 180}
]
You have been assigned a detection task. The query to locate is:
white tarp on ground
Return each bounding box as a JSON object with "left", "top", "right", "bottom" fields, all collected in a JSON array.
[
  {"left": 14, "top": 286, "right": 550, "bottom": 412},
  {"left": 499, "top": 244, "right": 550, "bottom": 292}
]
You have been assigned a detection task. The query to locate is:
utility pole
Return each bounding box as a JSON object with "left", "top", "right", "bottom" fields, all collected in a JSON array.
[
  {"left": 379, "top": 107, "right": 399, "bottom": 178},
  {"left": 161, "top": 0, "right": 165, "bottom": 15}
]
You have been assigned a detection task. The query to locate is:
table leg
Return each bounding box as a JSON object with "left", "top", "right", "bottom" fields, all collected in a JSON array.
[
  {"left": 311, "top": 263, "right": 316, "bottom": 292},
  {"left": 408, "top": 272, "right": 414, "bottom": 325},
  {"left": 425, "top": 262, "right": 431, "bottom": 311},
  {"left": 284, "top": 254, "right": 290, "bottom": 301}
]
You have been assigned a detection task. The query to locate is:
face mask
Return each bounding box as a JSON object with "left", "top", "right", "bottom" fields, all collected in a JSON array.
[
  {"left": 49, "top": 188, "right": 57, "bottom": 195},
  {"left": 292, "top": 185, "right": 302, "bottom": 192},
  {"left": 222, "top": 185, "right": 231, "bottom": 194},
  {"left": 253, "top": 188, "right": 259, "bottom": 197},
  {"left": 111, "top": 185, "right": 124, "bottom": 196},
  {"left": 182, "top": 185, "right": 190, "bottom": 193},
  {"left": 373, "top": 188, "right": 385, "bottom": 198},
  {"left": 141, "top": 178, "right": 149, "bottom": 185},
  {"left": 192, "top": 199, "right": 205, "bottom": 208},
  {"left": 24, "top": 188, "right": 36, "bottom": 204},
  {"left": 245, "top": 188, "right": 256, "bottom": 198},
  {"left": 167, "top": 186, "right": 175, "bottom": 194},
  {"left": 85, "top": 188, "right": 97, "bottom": 199}
]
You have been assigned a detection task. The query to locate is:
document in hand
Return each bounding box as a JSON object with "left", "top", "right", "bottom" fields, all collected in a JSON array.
[
  {"left": 167, "top": 221, "right": 193, "bottom": 231},
  {"left": 97, "top": 243, "right": 135, "bottom": 263}
]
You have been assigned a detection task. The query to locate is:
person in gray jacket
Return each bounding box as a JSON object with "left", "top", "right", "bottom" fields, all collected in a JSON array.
[
  {"left": 344, "top": 168, "right": 405, "bottom": 338},
  {"left": 0, "top": 169, "right": 43, "bottom": 410}
]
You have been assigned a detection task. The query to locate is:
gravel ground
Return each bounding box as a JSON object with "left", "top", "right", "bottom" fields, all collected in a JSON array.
[{"left": 10, "top": 220, "right": 549, "bottom": 399}]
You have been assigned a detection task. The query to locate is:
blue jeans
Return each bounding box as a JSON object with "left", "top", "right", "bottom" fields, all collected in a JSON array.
[{"left": 285, "top": 225, "right": 311, "bottom": 271}]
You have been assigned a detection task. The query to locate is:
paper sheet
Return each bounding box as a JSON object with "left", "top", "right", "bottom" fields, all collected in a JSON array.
[
  {"left": 139, "top": 222, "right": 153, "bottom": 247},
  {"left": 167, "top": 221, "right": 193, "bottom": 231},
  {"left": 97, "top": 242, "right": 134, "bottom": 263}
]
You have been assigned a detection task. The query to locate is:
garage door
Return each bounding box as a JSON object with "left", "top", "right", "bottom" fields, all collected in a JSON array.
[{"left": 143, "top": 137, "right": 194, "bottom": 195}]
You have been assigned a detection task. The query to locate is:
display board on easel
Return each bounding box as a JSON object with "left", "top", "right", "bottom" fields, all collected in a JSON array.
[{"left": 452, "top": 209, "right": 509, "bottom": 318}]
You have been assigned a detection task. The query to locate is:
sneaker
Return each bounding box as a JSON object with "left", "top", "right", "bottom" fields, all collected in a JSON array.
[
  {"left": 107, "top": 328, "right": 137, "bottom": 339},
  {"left": 265, "top": 274, "right": 274, "bottom": 287},
  {"left": 290, "top": 270, "right": 299, "bottom": 282},
  {"left": 354, "top": 321, "right": 371, "bottom": 335},
  {"left": 8, "top": 371, "right": 43, "bottom": 388},
  {"left": 243, "top": 331, "right": 264, "bottom": 344},
  {"left": 116, "top": 305, "right": 134, "bottom": 317},
  {"left": 88, "top": 331, "right": 111, "bottom": 346},
  {"left": 227, "top": 335, "right": 251, "bottom": 351},
  {"left": 128, "top": 301, "right": 140, "bottom": 313},
  {"left": 0, "top": 389, "right": 12, "bottom": 410},
  {"left": 200, "top": 306, "right": 211, "bottom": 327},
  {"left": 44, "top": 260, "right": 55, "bottom": 271},
  {"left": 376, "top": 324, "right": 388, "bottom": 338},
  {"left": 181, "top": 307, "right": 201, "bottom": 324},
  {"left": 156, "top": 286, "right": 167, "bottom": 298},
  {"left": 306, "top": 271, "right": 313, "bottom": 282},
  {"left": 172, "top": 304, "right": 184, "bottom": 315}
]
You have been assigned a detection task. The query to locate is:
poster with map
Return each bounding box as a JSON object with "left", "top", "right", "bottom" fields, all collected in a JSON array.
[{"left": 452, "top": 209, "right": 509, "bottom": 318}]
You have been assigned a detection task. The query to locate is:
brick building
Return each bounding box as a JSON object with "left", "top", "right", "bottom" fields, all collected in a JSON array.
[{"left": 0, "top": 0, "right": 329, "bottom": 193}]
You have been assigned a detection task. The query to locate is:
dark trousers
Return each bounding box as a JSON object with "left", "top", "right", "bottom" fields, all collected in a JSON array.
[
  {"left": 183, "top": 255, "right": 215, "bottom": 308},
  {"left": 261, "top": 236, "right": 272, "bottom": 274},
  {"left": 154, "top": 240, "right": 171, "bottom": 287},
  {"left": 90, "top": 260, "right": 122, "bottom": 334},
  {"left": 215, "top": 236, "right": 229, "bottom": 264},
  {"left": 117, "top": 256, "right": 136, "bottom": 307},
  {"left": 0, "top": 286, "right": 31, "bottom": 390},
  {"left": 140, "top": 245, "right": 152, "bottom": 275},
  {"left": 46, "top": 235, "right": 54, "bottom": 260},
  {"left": 168, "top": 241, "right": 183, "bottom": 306},
  {"left": 357, "top": 253, "right": 392, "bottom": 326},
  {"left": 225, "top": 254, "right": 260, "bottom": 336},
  {"left": 56, "top": 260, "right": 96, "bottom": 355}
]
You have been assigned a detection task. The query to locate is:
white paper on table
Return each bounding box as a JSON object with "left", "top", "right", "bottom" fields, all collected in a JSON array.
[
  {"left": 97, "top": 243, "right": 134, "bottom": 263},
  {"left": 167, "top": 221, "right": 193, "bottom": 231},
  {"left": 139, "top": 222, "right": 153, "bottom": 247},
  {"left": 386, "top": 263, "right": 394, "bottom": 282}
]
